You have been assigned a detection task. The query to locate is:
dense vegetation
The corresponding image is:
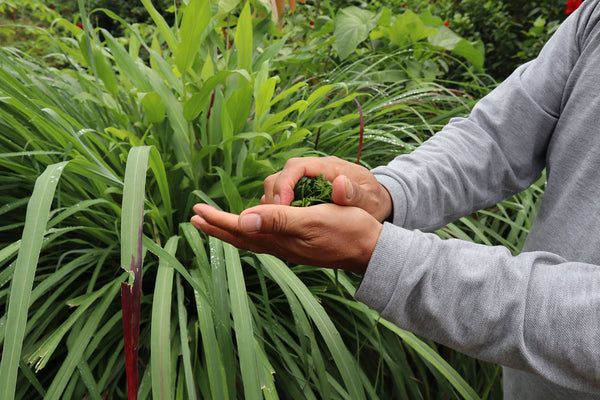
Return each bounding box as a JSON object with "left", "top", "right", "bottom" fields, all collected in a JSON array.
[{"left": 0, "top": 0, "right": 569, "bottom": 399}]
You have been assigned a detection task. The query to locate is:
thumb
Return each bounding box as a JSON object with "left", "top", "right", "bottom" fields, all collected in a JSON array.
[
  {"left": 239, "top": 205, "right": 303, "bottom": 235},
  {"left": 331, "top": 175, "right": 363, "bottom": 207}
]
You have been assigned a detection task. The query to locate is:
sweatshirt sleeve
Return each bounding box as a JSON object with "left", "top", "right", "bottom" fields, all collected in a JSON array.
[
  {"left": 372, "top": 3, "right": 590, "bottom": 231},
  {"left": 355, "top": 223, "right": 600, "bottom": 393}
]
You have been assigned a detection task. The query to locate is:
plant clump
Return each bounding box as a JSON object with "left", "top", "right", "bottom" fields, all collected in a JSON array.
[{"left": 292, "top": 175, "right": 333, "bottom": 207}]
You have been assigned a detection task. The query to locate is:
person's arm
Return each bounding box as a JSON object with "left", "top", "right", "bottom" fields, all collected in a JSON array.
[
  {"left": 373, "top": 3, "right": 592, "bottom": 231},
  {"left": 355, "top": 223, "right": 600, "bottom": 393}
]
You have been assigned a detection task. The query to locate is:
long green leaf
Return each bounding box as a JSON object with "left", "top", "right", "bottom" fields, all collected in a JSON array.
[
  {"left": 224, "top": 244, "right": 261, "bottom": 400},
  {"left": 235, "top": 2, "right": 253, "bottom": 72},
  {"left": 322, "top": 294, "right": 481, "bottom": 400},
  {"left": 176, "top": 276, "right": 198, "bottom": 400},
  {"left": 151, "top": 236, "right": 179, "bottom": 400},
  {"left": 191, "top": 269, "right": 230, "bottom": 400},
  {"left": 139, "top": 0, "right": 178, "bottom": 54},
  {"left": 175, "top": 0, "right": 211, "bottom": 73},
  {"left": 0, "top": 161, "right": 68, "bottom": 400},
  {"left": 43, "top": 280, "right": 122, "bottom": 400},
  {"left": 120, "top": 146, "right": 151, "bottom": 274},
  {"left": 258, "top": 254, "right": 366, "bottom": 400}
]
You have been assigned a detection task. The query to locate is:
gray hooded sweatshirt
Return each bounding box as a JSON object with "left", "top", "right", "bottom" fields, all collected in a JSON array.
[{"left": 355, "top": 1, "right": 600, "bottom": 398}]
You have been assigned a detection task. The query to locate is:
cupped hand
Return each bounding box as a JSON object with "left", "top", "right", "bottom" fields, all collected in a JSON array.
[
  {"left": 191, "top": 203, "right": 383, "bottom": 274},
  {"left": 262, "top": 156, "right": 393, "bottom": 222}
]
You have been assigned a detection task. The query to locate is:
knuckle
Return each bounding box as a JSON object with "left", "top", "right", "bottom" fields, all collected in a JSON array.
[
  {"left": 271, "top": 209, "right": 289, "bottom": 233},
  {"left": 264, "top": 174, "right": 275, "bottom": 188},
  {"left": 284, "top": 157, "right": 300, "bottom": 169}
]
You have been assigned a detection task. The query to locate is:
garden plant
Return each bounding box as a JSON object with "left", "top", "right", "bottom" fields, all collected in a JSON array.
[{"left": 0, "top": 0, "right": 554, "bottom": 399}]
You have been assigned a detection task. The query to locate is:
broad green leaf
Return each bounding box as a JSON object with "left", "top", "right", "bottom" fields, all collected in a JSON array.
[
  {"left": 235, "top": 2, "right": 253, "bottom": 71},
  {"left": 333, "top": 7, "right": 377, "bottom": 59},
  {"left": 92, "top": 46, "right": 118, "bottom": 96},
  {"left": 218, "top": 0, "right": 241, "bottom": 16},
  {"left": 452, "top": 38, "right": 485, "bottom": 71},
  {"left": 255, "top": 76, "right": 279, "bottom": 120},
  {"left": 384, "top": 10, "right": 437, "bottom": 47},
  {"left": 428, "top": 27, "right": 484, "bottom": 70},
  {"left": 175, "top": 0, "right": 211, "bottom": 73},
  {"left": 0, "top": 161, "right": 68, "bottom": 400},
  {"left": 151, "top": 237, "right": 179, "bottom": 400},
  {"left": 141, "top": 92, "right": 166, "bottom": 124}
]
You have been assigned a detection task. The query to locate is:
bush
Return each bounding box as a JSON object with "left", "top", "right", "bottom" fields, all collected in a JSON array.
[
  {"left": 339, "top": 0, "right": 568, "bottom": 79},
  {"left": 407, "top": 0, "right": 567, "bottom": 78}
]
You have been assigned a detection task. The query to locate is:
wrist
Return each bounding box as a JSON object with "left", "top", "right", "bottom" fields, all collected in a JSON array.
[
  {"left": 375, "top": 184, "right": 393, "bottom": 223},
  {"left": 353, "top": 219, "right": 383, "bottom": 274}
]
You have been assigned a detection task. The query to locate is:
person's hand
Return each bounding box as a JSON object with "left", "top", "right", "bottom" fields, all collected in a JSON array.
[
  {"left": 262, "top": 156, "right": 393, "bottom": 222},
  {"left": 190, "top": 203, "right": 383, "bottom": 273}
]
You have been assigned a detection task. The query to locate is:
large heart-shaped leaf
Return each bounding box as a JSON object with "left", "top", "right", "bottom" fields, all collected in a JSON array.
[{"left": 333, "top": 7, "right": 377, "bottom": 60}]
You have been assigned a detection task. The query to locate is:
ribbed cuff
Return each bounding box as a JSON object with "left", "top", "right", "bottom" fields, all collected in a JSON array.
[
  {"left": 354, "top": 222, "right": 416, "bottom": 313},
  {"left": 372, "top": 171, "right": 409, "bottom": 227}
]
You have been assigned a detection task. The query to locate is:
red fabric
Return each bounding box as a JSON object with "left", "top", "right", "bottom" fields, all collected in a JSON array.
[{"left": 565, "top": 0, "right": 583, "bottom": 14}]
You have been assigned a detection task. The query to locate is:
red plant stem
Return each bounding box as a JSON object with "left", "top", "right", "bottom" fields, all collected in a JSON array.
[
  {"left": 121, "top": 225, "right": 143, "bottom": 400},
  {"left": 354, "top": 97, "right": 364, "bottom": 164}
]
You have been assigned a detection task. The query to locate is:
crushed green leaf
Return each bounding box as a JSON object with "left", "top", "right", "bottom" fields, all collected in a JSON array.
[{"left": 291, "top": 175, "right": 333, "bottom": 207}]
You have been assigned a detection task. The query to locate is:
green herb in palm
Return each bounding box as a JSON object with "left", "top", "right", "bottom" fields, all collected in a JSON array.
[{"left": 291, "top": 175, "right": 333, "bottom": 207}]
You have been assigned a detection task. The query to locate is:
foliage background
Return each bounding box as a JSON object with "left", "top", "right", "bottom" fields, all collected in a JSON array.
[{"left": 0, "top": 0, "right": 568, "bottom": 399}]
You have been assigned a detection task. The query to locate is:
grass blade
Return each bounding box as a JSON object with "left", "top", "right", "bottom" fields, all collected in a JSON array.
[
  {"left": 323, "top": 294, "right": 481, "bottom": 400},
  {"left": 121, "top": 146, "right": 151, "bottom": 400},
  {"left": 224, "top": 243, "right": 261, "bottom": 400},
  {"left": 258, "top": 254, "right": 366, "bottom": 400},
  {"left": 176, "top": 275, "right": 198, "bottom": 400},
  {"left": 44, "top": 279, "right": 122, "bottom": 400},
  {"left": 151, "top": 236, "right": 179, "bottom": 400},
  {"left": 0, "top": 161, "right": 68, "bottom": 400},
  {"left": 139, "top": 0, "right": 178, "bottom": 54}
]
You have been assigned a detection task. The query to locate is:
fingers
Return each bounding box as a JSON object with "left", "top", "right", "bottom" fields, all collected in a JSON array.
[
  {"left": 331, "top": 175, "right": 363, "bottom": 207},
  {"left": 193, "top": 203, "right": 308, "bottom": 237},
  {"left": 272, "top": 157, "right": 336, "bottom": 205},
  {"left": 193, "top": 204, "right": 239, "bottom": 233},
  {"left": 263, "top": 172, "right": 278, "bottom": 203},
  {"left": 190, "top": 214, "right": 267, "bottom": 254},
  {"left": 240, "top": 205, "right": 306, "bottom": 235}
]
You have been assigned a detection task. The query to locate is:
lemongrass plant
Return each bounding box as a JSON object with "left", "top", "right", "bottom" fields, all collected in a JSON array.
[{"left": 0, "top": 1, "right": 536, "bottom": 399}]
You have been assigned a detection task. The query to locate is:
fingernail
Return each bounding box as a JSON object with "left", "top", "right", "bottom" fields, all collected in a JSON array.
[
  {"left": 240, "top": 213, "right": 262, "bottom": 233},
  {"left": 273, "top": 194, "right": 281, "bottom": 205},
  {"left": 344, "top": 177, "right": 354, "bottom": 200}
]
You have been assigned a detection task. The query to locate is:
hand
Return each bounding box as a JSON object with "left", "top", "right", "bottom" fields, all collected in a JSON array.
[
  {"left": 191, "top": 203, "right": 383, "bottom": 273},
  {"left": 262, "top": 156, "right": 393, "bottom": 222}
]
